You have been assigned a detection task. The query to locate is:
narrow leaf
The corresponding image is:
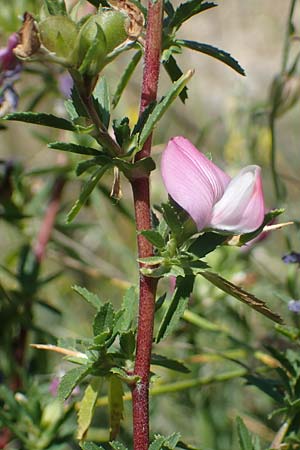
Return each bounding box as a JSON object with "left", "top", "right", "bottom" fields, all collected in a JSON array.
[
  {"left": 163, "top": 55, "right": 188, "bottom": 103},
  {"left": 93, "top": 302, "right": 115, "bottom": 336},
  {"left": 169, "top": 1, "right": 217, "bottom": 30},
  {"left": 93, "top": 77, "right": 111, "bottom": 128},
  {"left": 67, "top": 164, "right": 110, "bottom": 223},
  {"left": 119, "top": 286, "right": 138, "bottom": 331},
  {"left": 236, "top": 417, "right": 255, "bottom": 450},
  {"left": 151, "top": 354, "right": 190, "bottom": 373},
  {"left": 138, "top": 70, "right": 194, "bottom": 149},
  {"left": 200, "top": 271, "right": 283, "bottom": 323},
  {"left": 188, "top": 232, "right": 228, "bottom": 258},
  {"left": 112, "top": 51, "right": 142, "bottom": 108},
  {"left": 140, "top": 230, "right": 165, "bottom": 248},
  {"left": 108, "top": 375, "right": 124, "bottom": 440},
  {"left": 4, "top": 112, "right": 76, "bottom": 131},
  {"left": 178, "top": 40, "right": 245, "bottom": 76},
  {"left": 73, "top": 285, "right": 102, "bottom": 310},
  {"left": 156, "top": 276, "right": 194, "bottom": 343},
  {"left": 58, "top": 366, "right": 90, "bottom": 401},
  {"left": 77, "top": 377, "right": 103, "bottom": 440},
  {"left": 48, "top": 141, "right": 104, "bottom": 156},
  {"left": 149, "top": 436, "right": 165, "bottom": 450}
]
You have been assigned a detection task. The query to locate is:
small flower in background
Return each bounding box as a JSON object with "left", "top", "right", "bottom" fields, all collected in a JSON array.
[
  {"left": 49, "top": 373, "right": 80, "bottom": 400},
  {"left": 58, "top": 73, "right": 73, "bottom": 98},
  {"left": 288, "top": 300, "right": 300, "bottom": 314},
  {"left": 282, "top": 251, "right": 300, "bottom": 264},
  {"left": 0, "top": 33, "right": 22, "bottom": 116},
  {"left": 161, "top": 136, "right": 265, "bottom": 234}
]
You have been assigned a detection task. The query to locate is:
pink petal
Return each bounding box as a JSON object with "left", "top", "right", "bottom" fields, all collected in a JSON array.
[
  {"left": 161, "top": 136, "right": 230, "bottom": 230},
  {"left": 209, "top": 165, "right": 265, "bottom": 233}
]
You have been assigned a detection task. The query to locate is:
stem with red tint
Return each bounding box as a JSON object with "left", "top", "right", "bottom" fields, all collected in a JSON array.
[{"left": 131, "top": 0, "right": 163, "bottom": 449}]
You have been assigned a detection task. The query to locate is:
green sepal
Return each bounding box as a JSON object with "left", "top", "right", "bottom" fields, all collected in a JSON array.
[
  {"left": 239, "top": 209, "right": 284, "bottom": 245},
  {"left": 178, "top": 39, "right": 245, "bottom": 76},
  {"left": 39, "top": 16, "right": 77, "bottom": 59},
  {"left": 4, "top": 112, "right": 77, "bottom": 131},
  {"left": 43, "top": 0, "right": 67, "bottom": 15},
  {"left": 78, "top": 23, "right": 107, "bottom": 76},
  {"left": 156, "top": 275, "right": 194, "bottom": 343},
  {"left": 67, "top": 164, "right": 111, "bottom": 223}
]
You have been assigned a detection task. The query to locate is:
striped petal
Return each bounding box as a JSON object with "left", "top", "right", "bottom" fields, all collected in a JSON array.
[
  {"left": 209, "top": 165, "right": 265, "bottom": 233},
  {"left": 161, "top": 136, "right": 230, "bottom": 230}
]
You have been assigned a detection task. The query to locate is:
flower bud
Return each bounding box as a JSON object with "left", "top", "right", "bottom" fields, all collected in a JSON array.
[
  {"left": 39, "top": 16, "right": 78, "bottom": 62},
  {"left": 270, "top": 73, "right": 300, "bottom": 117}
]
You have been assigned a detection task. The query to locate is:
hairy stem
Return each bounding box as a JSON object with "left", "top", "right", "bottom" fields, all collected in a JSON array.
[{"left": 131, "top": 0, "right": 163, "bottom": 448}]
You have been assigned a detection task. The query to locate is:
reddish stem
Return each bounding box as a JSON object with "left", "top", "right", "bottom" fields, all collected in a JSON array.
[
  {"left": 34, "top": 177, "right": 65, "bottom": 263},
  {"left": 131, "top": 1, "right": 163, "bottom": 449}
]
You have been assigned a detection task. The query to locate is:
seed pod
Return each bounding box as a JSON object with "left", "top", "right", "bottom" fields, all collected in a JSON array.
[{"left": 39, "top": 16, "right": 78, "bottom": 62}]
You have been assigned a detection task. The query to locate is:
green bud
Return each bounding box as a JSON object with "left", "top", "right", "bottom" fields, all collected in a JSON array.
[
  {"left": 39, "top": 16, "right": 78, "bottom": 62},
  {"left": 73, "top": 9, "right": 128, "bottom": 76},
  {"left": 270, "top": 73, "right": 300, "bottom": 117}
]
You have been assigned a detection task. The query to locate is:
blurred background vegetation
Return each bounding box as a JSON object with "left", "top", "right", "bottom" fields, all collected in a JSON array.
[{"left": 1, "top": 1, "right": 300, "bottom": 449}]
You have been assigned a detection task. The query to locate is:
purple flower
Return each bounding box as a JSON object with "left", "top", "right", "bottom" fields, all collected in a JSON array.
[
  {"left": 161, "top": 136, "right": 265, "bottom": 234},
  {"left": 58, "top": 73, "right": 73, "bottom": 98},
  {"left": 0, "top": 33, "right": 22, "bottom": 115},
  {"left": 288, "top": 300, "right": 300, "bottom": 314},
  {"left": 282, "top": 252, "right": 300, "bottom": 264}
]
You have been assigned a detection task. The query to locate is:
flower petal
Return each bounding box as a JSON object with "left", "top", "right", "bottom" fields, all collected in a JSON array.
[
  {"left": 209, "top": 165, "right": 265, "bottom": 233},
  {"left": 161, "top": 136, "right": 230, "bottom": 230}
]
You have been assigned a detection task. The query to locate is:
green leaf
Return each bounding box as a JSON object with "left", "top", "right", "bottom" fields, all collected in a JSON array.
[
  {"left": 236, "top": 417, "right": 256, "bottom": 450},
  {"left": 110, "top": 367, "right": 139, "bottom": 385},
  {"left": 178, "top": 40, "right": 245, "bottom": 76},
  {"left": 67, "top": 164, "right": 110, "bottom": 223},
  {"left": 43, "top": 0, "right": 67, "bottom": 15},
  {"left": 110, "top": 442, "right": 128, "bottom": 450},
  {"left": 163, "top": 55, "right": 188, "bottom": 103},
  {"left": 164, "top": 432, "right": 181, "bottom": 448},
  {"left": 245, "top": 375, "right": 284, "bottom": 403},
  {"left": 188, "top": 232, "right": 228, "bottom": 258},
  {"left": 115, "top": 156, "right": 156, "bottom": 179},
  {"left": 138, "top": 70, "right": 193, "bottom": 149},
  {"left": 140, "top": 230, "right": 165, "bottom": 248},
  {"left": 149, "top": 436, "right": 165, "bottom": 450},
  {"left": 151, "top": 354, "right": 190, "bottom": 373},
  {"left": 93, "top": 302, "right": 115, "bottom": 336},
  {"left": 81, "top": 442, "right": 105, "bottom": 450},
  {"left": 73, "top": 285, "right": 102, "bottom": 310},
  {"left": 118, "top": 286, "right": 138, "bottom": 331},
  {"left": 108, "top": 375, "right": 124, "bottom": 440},
  {"left": 168, "top": 1, "right": 217, "bottom": 31},
  {"left": 77, "top": 377, "right": 103, "bottom": 440},
  {"left": 93, "top": 77, "right": 111, "bottom": 128},
  {"left": 58, "top": 366, "right": 90, "bottom": 401},
  {"left": 48, "top": 141, "right": 104, "bottom": 156},
  {"left": 113, "top": 117, "right": 131, "bottom": 147},
  {"left": 119, "top": 330, "right": 136, "bottom": 357},
  {"left": 138, "top": 256, "right": 165, "bottom": 265},
  {"left": 4, "top": 112, "right": 77, "bottom": 131},
  {"left": 156, "top": 276, "right": 194, "bottom": 343},
  {"left": 161, "top": 202, "right": 183, "bottom": 238},
  {"left": 200, "top": 271, "right": 283, "bottom": 324},
  {"left": 112, "top": 51, "right": 142, "bottom": 108}
]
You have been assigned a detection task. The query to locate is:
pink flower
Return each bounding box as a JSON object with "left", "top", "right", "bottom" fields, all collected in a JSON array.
[{"left": 161, "top": 136, "right": 265, "bottom": 234}]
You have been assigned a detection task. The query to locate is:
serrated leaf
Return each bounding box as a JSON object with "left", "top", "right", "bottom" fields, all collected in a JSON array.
[
  {"left": 93, "top": 302, "right": 115, "bottom": 336},
  {"left": 119, "top": 330, "right": 136, "bottom": 357},
  {"left": 156, "top": 276, "right": 194, "bottom": 343},
  {"left": 67, "top": 164, "right": 110, "bottom": 222},
  {"left": 4, "top": 112, "right": 76, "bottom": 131},
  {"left": 151, "top": 354, "right": 190, "bottom": 373},
  {"left": 236, "top": 417, "right": 255, "bottom": 450},
  {"left": 138, "top": 70, "right": 193, "bottom": 149},
  {"left": 140, "top": 230, "right": 165, "bottom": 248},
  {"left": 93, "top": 77, "right": 110, "bottom": 128},
  {"left": 119, "top": 286, "right": 138, "bottom": 331},
  {"left": 161, "top": 202, "right": 183, "bottom": 238},
  {"left": 113, "top": 117, "right": 131, "bottom": 148},
  {"left": 58, "top": 366, "right": 90, "bottom": 401},
  {"left": 48, "top": 141, "right": 104, "bottom": 156},
  {"left": 73, "top": 285, "right": 102, "bottom": 310},
  {"left": 138, "top": 256, "right": 165, "bottom": 265},
  {"left": 200, "top": 271, "right": 283, "bottom": 323},
  {"left": 168, "top": 1, "right": 217, "bottom": 31},
  {"left": 43, "top": 0, "right": 67, "bottom": 15},
  {"left": 178, "top": 40, "right": 245, "bottom": 76},
  {"left": 164, "top": 432, "right": 181, "bottom": 448},
  {"left": 108, "top": 375, "right": 124, "bottom": 440},
  {"left": 112, "top": 51, "right": 142, "bottom": 108},
  {"left": 81, "top": 442, "right": 105, "bottom": 450},
  {"left": 149, "top": 436, "right": 165, "bottom": 450},
  {"left": 163, "top": 55, "right": 188, "bottom": 103},
  {"left": 77, "top": 377, "right": 103, "bottom": 440}
]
